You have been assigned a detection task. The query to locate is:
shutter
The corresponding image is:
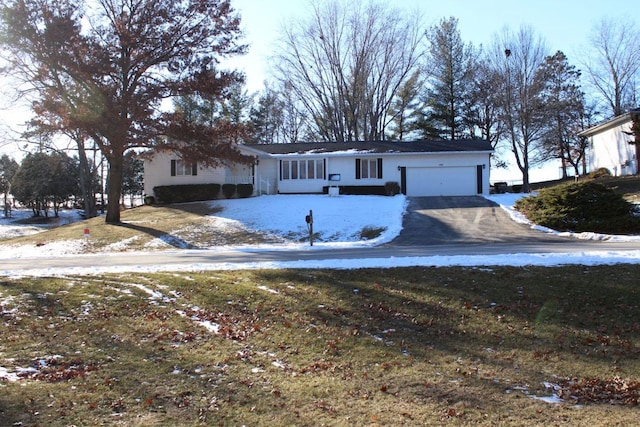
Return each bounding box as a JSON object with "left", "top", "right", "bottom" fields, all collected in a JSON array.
[
  {"left": 355, "top": 159, "right": 361, "bottom": 179},
  {"left": 279, "top": 160, "right": 283, "bottom": 181},
  {"left": 170, "top": 160, "right": 176, "bottom": 176},
  {"left": 323, "top": 159, "right": 326, "bottom": 179},
  {"left": 192, "top": 162, "right": 198, "bottom": 176},
  {"left": 377, "top": 158, "right": 383, "bottom": 179}
]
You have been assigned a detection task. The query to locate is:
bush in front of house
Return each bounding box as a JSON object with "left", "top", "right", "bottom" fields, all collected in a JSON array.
[
  {"left": 323, "top": 185, "right": 387, "bottom": 195},
  {"left": 237, "top": 184, "right": 253, "bottom": 198},
  {"left": 222, "top": 183, "right": 236, "bottom": 199},
  {"left": 588, "top": 167, "right": 612, "bottom": 179},
  {"left": 384, "top": 181, "right": 401, "bottom": 196},
  {"left": 153, "top": 184, "right": 221, "bottom": 204},
  {"left": 514, "top": 181, "right": 640, "bottom": 234}
]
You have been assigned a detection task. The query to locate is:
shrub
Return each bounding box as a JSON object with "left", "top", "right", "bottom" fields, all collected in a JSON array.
[
  {"left": 588, "top": 167, "right": 612, "bottom": 179},
  {"left": 143, "top": 195, "right": 155, "bottom": 205},
  {"left": 153, "top": 184, "right": 221, "bottom": 204},
  {"left": 515, "top": 181, "right": 640, "bottom": 233},
  {"left": 222, "top": 183, "right": 236, "bottom": 199},
  {"left": 384, "top": 181, "right": 401, "bottom": 196},
  {"left": 323, "top": 185, "right": 386, "bottom": 195},
  {"left": 237, "top": 183, "right": 253, "bottom": 198}
]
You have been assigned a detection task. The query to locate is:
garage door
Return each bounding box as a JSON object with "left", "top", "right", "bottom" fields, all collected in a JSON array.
[{"left": 405, "top": 166, "right": 478, "bottom": 196}]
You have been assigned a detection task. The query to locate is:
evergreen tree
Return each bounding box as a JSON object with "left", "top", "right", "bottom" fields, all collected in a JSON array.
[
  {"left": 423, "top": 17, "right": 478, "bottom": 140},
  {"left": 11, "top": 151, "right": 78, "bottom": 217},
  {"left": 536, "top": 51, "right": 587, "bottom": 177},
  {"left": 122, "top": 151, "right": 144, "bottom": 206},
  {"left": 386, "top": 71, "right": 423, "bottom": 141},
  {"left": 0, "top": 154, "right": 19, "bottom": 209}
]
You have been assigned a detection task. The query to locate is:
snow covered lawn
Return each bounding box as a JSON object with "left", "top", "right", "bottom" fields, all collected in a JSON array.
[{"left": 212, "top": 194, "right": 406, "bottom": 247}]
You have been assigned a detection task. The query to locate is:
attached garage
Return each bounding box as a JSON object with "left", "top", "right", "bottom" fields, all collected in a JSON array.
[{"left": 404, "top": 166, "right": 482, "bottom": 197}]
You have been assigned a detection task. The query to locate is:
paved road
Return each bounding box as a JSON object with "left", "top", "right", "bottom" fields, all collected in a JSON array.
[
  {"left": 3, "top": 240, "right": 640, "bottom": 274},
  {"left": 3, "top": 196, "right": 640, "bottom": 274}
]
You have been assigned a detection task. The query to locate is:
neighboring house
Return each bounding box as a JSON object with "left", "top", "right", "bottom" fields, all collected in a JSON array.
[
  {"left": 143, "top": 139, "right": 494, "bottom": 198},
  {"left": 580, "top": 109, "right": 640, "bottom": 176}
]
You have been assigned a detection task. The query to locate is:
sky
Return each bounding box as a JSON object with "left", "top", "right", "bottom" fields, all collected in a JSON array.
[
  {"left": 2, "top": 193, "right": 640, "bottom": 277},
  {"left": 230, "top": 0, "right": 631, "bottom": 93},
  {"left": 1, "top": 0, "right": 635, "bottom": 179}
]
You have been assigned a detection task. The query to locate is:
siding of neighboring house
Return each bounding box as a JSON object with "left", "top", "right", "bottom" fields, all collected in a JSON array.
[{"left": 581, "top": 113, "right": 637, "bottom": 176}]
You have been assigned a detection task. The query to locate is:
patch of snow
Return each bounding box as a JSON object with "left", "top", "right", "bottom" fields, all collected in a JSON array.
[
  {"left": 176, "top": 310, "right": 220, "bottom": 334},
  {"left": 0, "top": 366, "right": 20, "bottom": 382},
  {"left": 128, "top": 283, "right": 165, "bottom": 300},
  {"left": 198, "top": 320, "right": 220, "bottom": 334},
  {"left": 258, "top": 285, "right": 279, "bottom": 294},
  {"left": 211, "top": 194, "right": 406, "bottom": 247},
  {"left": 103, "top": 236, "right": 142, "bottom": 252}
]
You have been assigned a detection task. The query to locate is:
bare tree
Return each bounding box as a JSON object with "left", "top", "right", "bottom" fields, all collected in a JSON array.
[
  {"left": 273, "top": 0, "right": 424, "bottom": 142},
  {"left": 487, "top": 26, "right": 549, "bottom": 192},
  {"left": 249, "top": 82, "right": 307, "bottom": 144},
  {"left": 582, "top": 17, "right": 640, "bottom": 117},
  {"left": 466, "top": 61, "right": 508, "bottom": 169}
]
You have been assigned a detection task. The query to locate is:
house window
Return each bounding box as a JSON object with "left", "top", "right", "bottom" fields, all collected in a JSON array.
[
  {"left": 171, "top": 159, "right": 197, "bottom": 176},
  {"left": 356, "top": 158, "right": 383, "bottom": 179},
  {"left": 281, "top": 159, "right": 325, "bottom": 180}
]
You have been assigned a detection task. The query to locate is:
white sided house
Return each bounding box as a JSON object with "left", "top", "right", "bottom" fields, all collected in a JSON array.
[
  {"left": 143, "top": 150, "right": 256, "bottom": 197},
  {"left": 143, "top": 140, "right": 494, "bottom": 199},
  {"left": 579, "top": 109, "right": 640, "bottom": 176}
]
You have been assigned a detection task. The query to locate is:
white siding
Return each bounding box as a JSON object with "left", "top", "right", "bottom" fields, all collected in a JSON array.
[
  {"left": 254, "top": 158, "right": 279, "bottom": 195},
  {"left": 144, "top": 148, "right": 492, "bottom": 198},
  {"left": 273, "top": 151, "right": 491, "bottom": 196},
  {"left": 406, "top": 166, "right": 477, "bottom": 196},
  {"left": 143, "top": 152, "right": 227, "bottom": 196},
  {"left": 586, "top": 117, "right": 637, "bottom": 176}
]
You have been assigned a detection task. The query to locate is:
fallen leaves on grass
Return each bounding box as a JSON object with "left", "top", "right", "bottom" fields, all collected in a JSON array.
[{"left": 551, "top": 377, "right": 640, "bottom": 405}]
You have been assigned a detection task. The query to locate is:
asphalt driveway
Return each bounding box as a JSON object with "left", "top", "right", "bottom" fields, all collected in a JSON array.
[{"left": 388, "top": 196, "right": 570, "bottom": 246}]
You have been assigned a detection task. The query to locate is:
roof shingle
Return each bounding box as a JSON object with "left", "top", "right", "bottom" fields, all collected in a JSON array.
[{"left": 243, "top": 139, "right": 493, "bottom": 155}]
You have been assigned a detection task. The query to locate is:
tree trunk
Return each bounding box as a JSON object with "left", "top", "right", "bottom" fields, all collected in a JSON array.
[
  {"left": 105, "top": 153, "right": 123, "bottom": 223},
  {"left": 77, "top": 139, "right": 98, "bottom": 218}
]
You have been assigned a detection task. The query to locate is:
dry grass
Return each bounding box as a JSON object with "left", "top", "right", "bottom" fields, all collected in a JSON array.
[
  {"left": 1, "top": 266, "right": 639, "bottom": 426},
  {"left": 1, "top": 202, "right": 283, "bottom": 251}
]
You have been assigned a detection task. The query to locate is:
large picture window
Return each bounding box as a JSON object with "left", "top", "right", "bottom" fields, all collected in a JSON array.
[
  {"left": 281, "top": 159, "right": 325, "bottom": 180},
  {"left": 171, "top": 159, "right": 197, "bottom": 176},
  {"left": 355, "top": 158, "right": 383, "bottom": 179}
]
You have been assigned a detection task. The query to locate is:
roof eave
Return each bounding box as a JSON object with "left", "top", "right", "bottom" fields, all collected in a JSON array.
[{"left": 578, "top": 112, "right": 633, "bottom": 137}]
